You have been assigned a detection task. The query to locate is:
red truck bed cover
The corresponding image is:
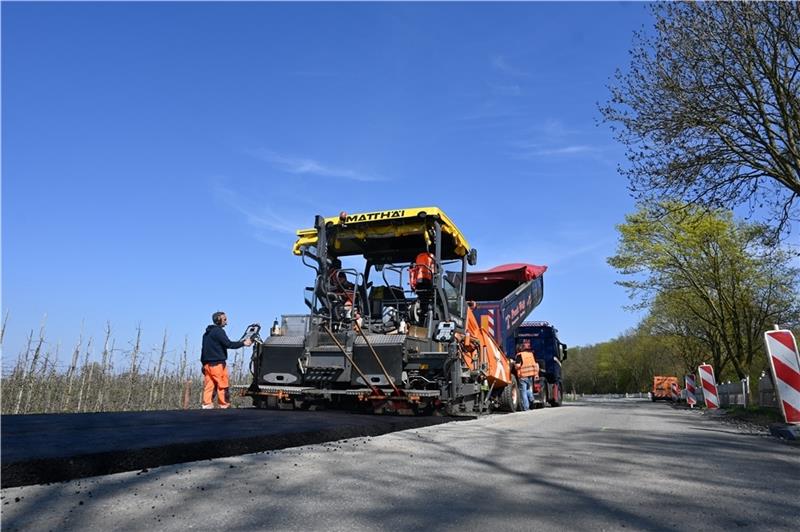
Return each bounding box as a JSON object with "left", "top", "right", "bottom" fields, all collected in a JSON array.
[{"left": 466, "top": 263, "right": 547, "bottom": 284}]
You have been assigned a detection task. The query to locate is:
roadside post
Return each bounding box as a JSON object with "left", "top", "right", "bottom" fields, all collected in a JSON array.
[
  {"left": 685, "top": 374, "right": 697, "bottom": 408},
  {"left": 763, "top": 327, "right": 800, "bottom": 425},
  {"left": 698, "top": 364, "right": 719, "bottom": 409},
  {"left": 741, "top": 376, "right": 749, "bottom": 408}
]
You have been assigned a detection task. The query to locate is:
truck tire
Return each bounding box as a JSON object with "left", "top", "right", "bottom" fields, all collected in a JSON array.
[
  {"left": 549, "top": 381, "right": 562, "bottom": 407},
  {"left": 532, "top": 378, "right": 546, "bottom": 409},
  {"left": 540, "top": 381, "right": 548, "bottom": 408},
  {"left": 500, "top": 376, "right": 520, "bottom": 412}
]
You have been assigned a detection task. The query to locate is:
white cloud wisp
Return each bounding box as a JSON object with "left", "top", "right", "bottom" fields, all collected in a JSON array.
[{"left": 250, "top": 149, "right": 385, "bottom": 182}]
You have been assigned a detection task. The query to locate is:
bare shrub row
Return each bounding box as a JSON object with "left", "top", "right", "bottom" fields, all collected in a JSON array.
[{"left": 1, "top": 321, "right": 250, "bottom": 414}]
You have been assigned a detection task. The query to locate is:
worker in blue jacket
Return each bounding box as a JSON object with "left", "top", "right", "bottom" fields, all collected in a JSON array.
[{"left": 201, "top": 311, "right": 252, "bottom": 409}]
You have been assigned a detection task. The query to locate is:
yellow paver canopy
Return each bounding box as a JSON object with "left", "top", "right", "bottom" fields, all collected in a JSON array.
[{"left": 293, "top": 207, "right": 470, "bottom": 262}]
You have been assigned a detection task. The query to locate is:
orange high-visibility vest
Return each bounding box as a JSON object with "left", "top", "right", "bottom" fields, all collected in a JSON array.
[
  {"left": 516, "top": 351, "right": 537, "bottom": 378},
  {"left": 410, "top": 252, "right": 435, "bottom": 291}
]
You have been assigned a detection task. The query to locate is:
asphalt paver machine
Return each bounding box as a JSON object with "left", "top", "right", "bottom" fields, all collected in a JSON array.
[{"left": 245, "top": 207, "right": 522, "bottom": 415}]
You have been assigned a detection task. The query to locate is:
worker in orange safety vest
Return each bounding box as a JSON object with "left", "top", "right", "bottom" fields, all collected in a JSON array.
[
  {"left": 409, "top": 252, "right": 435, "bottom": 291},
  {"left": 515, "top": 338, "right": 538, "bottom": 411}
]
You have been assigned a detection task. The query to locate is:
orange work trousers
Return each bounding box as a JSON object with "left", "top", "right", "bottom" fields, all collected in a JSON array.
[{"left": 202, "top": 363, "right": 230, "bottom": 408}]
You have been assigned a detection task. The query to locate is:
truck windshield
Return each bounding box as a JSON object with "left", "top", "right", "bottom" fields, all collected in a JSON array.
[{"left": 530, "top": 335, "right": 555, "bottom": 362}]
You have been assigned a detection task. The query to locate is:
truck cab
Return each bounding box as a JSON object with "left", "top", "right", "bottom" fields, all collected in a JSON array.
[{"left": 515, "top": 322, "right": 568, "bottom": 407}]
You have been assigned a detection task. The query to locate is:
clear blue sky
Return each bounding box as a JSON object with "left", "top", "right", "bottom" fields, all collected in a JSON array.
[{"left": 2, "top": 2, "right": 654, "bottom": 370}]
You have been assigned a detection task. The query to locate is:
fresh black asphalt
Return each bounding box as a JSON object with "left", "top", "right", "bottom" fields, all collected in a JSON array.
[{"left": 1, "top": 408, "right": 459, "bottom": 488}]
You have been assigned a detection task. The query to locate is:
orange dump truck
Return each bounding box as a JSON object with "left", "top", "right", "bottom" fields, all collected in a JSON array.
[{"left": 651, "top": 376, "right": 680, "bottom": 402}]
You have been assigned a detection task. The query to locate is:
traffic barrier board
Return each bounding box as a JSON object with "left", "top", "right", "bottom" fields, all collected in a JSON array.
[
  {"left": 685, "top": 374, "right": 697, "bottom": 407},
  {"left": 698, "top": 364, "right": 719, "bottom": 409},
  {"left": 763, "top": 329, "right": 800, "bottom": 425}
]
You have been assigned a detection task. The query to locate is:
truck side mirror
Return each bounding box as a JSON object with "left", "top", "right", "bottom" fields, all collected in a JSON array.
[
  {"left": 560, "top": 343, "right": 568, "bottom": 361},
  {"left": 467, "top": 248, "right": 478, "bottom": 266}
]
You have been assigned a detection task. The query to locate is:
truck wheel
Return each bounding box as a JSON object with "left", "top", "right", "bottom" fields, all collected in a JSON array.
[
  {"left": 549, "top": 381, "right": 562, "bottom": 407},
  {"left": 500, "top": 376, "right": 520, "bottom": 412}
]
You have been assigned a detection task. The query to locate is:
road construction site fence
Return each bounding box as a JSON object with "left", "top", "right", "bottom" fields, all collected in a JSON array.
[
  {"left": 755, "top": 376, "right": 778, "bottom": 408},
  {"left": 566, "top": 393, "right": 649, "bottom": 400},
  {"left": 571, "top": 378, "right": 778, "bottom": 409},
  {"left": 684, "top": 376, "right": 777, "bottom": 408}
]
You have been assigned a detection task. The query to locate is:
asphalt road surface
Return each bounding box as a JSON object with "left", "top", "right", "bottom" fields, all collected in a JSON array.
[
  {"left": 3, "top": 398, "right": 798, "bottom": 531},
  {"left": 1, "top": 408, "right": 458, "bottom": 487}
]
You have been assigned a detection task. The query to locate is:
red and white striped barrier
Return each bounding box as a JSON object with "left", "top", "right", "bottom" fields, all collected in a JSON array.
[
  {"left": 670, "top": 381, "right": 680, "bottom": 402},
  {"left": 698, "top": 364, "right": 719, "bottom": 409},
  {"left": 487, "top": 309, "right": 495, "bottom": 337},
  {"left": 480, "top": 309, "right": 496, "bottom": 338},
  {"left": 685, "top": 374, "right": 697, "bottom": 407},
  {"left": 764, "top": 329, "right": 800, "bottom": 425}
]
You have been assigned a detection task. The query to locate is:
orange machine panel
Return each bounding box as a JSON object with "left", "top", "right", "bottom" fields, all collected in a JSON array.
[{"left": 462, "top": 305, "right": 512, "bottom": 387}]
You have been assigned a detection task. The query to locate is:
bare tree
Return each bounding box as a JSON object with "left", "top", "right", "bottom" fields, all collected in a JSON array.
[
  {"left": 76, "top": 337, "right": 94, "bottom": 412},
  {"left": 149, "top": 329, "right": 168, "bottom": 408},
  {"left": 1, "top": 310, "right": 9, "bottom": 346},
  {"left": 94, "top": 323, "right": 113, "bottom": 412},
  {"left": 124, "top": 324, "right": 142, "bottom": 411},
  {"left": 16, "top": 318, "right": 47, "bottom": 414},
  {"left": 42, "top": 342, "right": 60, "bottom": 413},
  {"left": 179, "top": 336, "right": 189, "bottom": 409},
  {"left": 2, "top": 322, "right": 209, "bottom": 414},
  {"left": 601, "top": 2, "right": 800, "bottom": 239},
  {"left": 13, "top": 330, "right": 34, "bottom": 414},
  {"left": 63, "top": 323, "right": 84, "bottom": 411}
]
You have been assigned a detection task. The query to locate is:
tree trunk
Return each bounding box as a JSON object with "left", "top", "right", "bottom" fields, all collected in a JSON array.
[
  {"left": 13, "top": 330, "right": 34, "bottom": 415},
  {"left": 76, "top": 337, "right": 93, "bottom": 412},
  {"left": 149, "top": 329, "right": 168, "bottom": 408},
  {"left": 63, "top": 326, "right": 84, "bottom": 412},
  {"left": 124, "top": 325, "right": 142, "bottom": 411},
  {"left": 95, "top": 324, "right": 112, "bottom": 412}
]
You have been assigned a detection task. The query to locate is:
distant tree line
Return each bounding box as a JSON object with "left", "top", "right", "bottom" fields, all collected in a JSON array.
[{"left": 564, "top": 331, "right": 683, "bottom": 395}]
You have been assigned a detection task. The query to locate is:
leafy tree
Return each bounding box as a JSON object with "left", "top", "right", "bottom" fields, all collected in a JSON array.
[
  {"left": 644, "top": 291, "right": 717, "bottom": 375},
  {"left": 601, "top": 2, "right": 800, "bottom": 237},
  {"left": 609, "top": 202, "right": 799, "bottom": 380},
  {"left": 563, "top": 330, "right": 682, "bottom": 394}
]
